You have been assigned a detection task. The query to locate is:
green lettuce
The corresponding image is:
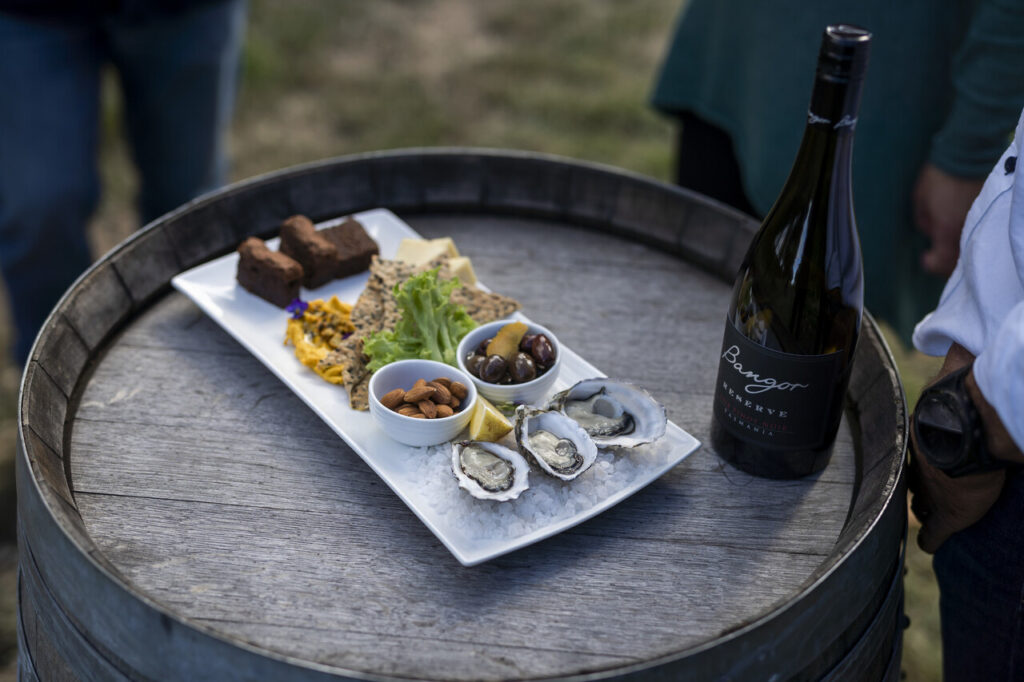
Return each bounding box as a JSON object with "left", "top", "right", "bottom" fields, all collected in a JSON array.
[{"left": 364, "top": 268, "right": 477, "bottom": 371}]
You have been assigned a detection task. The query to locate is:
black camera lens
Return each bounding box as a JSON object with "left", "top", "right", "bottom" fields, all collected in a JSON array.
[{"left": 914, "top": 393, "right": 967, "bottom": 468}]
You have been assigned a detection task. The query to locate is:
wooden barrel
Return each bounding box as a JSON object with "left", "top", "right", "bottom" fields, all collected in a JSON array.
[{"left": 16, "top": 150, "right": 907, "bottom": 681}]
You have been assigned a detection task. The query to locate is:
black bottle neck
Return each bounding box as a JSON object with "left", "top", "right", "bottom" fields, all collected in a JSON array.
[
  {"left": 780, "top": 24, "right": 870, "bottom": 202},
  {"left": 781, "top": 71, "right": 864, "bottom": 205},
  {"left": 804, "top": 72, "right": 864, "bottom": 143},
  {"left": 809, "top": 24, "right": 869, "bottom": 132}
]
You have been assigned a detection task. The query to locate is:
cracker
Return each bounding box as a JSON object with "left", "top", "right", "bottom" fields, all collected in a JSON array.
[
  {"left": 450, "top": 287, "right": 521, "bottom": 323},
  {"left": 349, "top": 377, "right": 370, "bottom": 411},
  {"left": 339, "top": 257, "right": 419, "bottom": 408}
]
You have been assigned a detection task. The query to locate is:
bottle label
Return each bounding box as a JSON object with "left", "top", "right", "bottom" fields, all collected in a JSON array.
[{"left": 713, "top": 319, "right": 842, "bottom": 450}]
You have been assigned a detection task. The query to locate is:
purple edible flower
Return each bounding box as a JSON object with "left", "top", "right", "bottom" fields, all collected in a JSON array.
[{"left": 286, "top": 298, "right": 308, "bottom": 319}]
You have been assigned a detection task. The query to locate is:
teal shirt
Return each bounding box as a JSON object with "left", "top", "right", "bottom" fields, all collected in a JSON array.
[{"left": 651, "top": 0, "right": 1024, "bottom": 344}]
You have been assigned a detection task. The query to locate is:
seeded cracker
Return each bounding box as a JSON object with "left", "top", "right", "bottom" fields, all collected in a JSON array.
[
  {"left": 450, "top": 287, "right": 520, "bottom": 322},
  {"left": 435, "top": 256, "right": 520, "bottom": 322},
  {"left": 333, "top": 255, "right": 520, "bottom": 410},
  {"left": 322, "top": 256, "right": 416, "bottom": 408}
]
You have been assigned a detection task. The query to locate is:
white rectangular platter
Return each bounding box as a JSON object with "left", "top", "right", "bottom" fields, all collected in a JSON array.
[{"left": 172, "top": 208, "right": 701, "bottom": 566}]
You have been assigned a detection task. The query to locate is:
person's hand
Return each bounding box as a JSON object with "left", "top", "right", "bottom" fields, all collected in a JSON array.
[
  {"left": 909, "top": 437, "right": 1005, "bottom": 554},
  {"left": 912, "top": 164, "right": 985, "bottom": 277},
  {"left": 907, "top": 343, "right": 1022, "bottom": 553}
]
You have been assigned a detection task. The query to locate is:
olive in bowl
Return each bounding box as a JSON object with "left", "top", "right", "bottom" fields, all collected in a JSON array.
[{"left": 456, "top": 320, "right": 561, "bottom": 406}]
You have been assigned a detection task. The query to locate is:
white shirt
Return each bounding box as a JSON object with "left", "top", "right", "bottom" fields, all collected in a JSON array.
[{"left": 913, "top": 108, "right": 1024, "bottom": 450}]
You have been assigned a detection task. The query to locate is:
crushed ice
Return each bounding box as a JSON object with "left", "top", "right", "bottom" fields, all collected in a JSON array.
[{"left": 405, "top": 435, "right": 679, "bottom": 541}]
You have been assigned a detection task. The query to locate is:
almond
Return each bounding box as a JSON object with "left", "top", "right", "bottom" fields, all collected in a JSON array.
[
  {"left": 404, "top": 384, "right": 436, "bottom": 403},
  {"left": 428, "top": 381, "right": 452, "bottom": 405},
  {"left": 418, "top": 400, "right": 438, "bottom": 419},
  {"left": 449, "top": 381, "right": 468, "bottom": 400},
  {"left": 381, "top": 388, "right": 406, "bottom": 410},
  {"left": 431, "top": 377, "right": 452, "bottom": 389},
  {"left": 436, "top": 404, "right": 454, "bottom": 418},
  {"left": 449, "top": 396, "right": 460, "bottom": 410},
  {"left": 397, "top": 404, "right": 420, "bottom": 417},
  {"left": 413, "top": 378, "right": 427, "bottom": 388}
]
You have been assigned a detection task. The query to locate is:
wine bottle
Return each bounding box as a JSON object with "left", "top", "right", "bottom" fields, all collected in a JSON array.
[{"left": 710, "top": 25, "right": 870, "bottom": 479}]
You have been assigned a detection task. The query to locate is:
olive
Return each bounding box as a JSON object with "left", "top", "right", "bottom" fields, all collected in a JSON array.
[
  {"left": 519, "top": 334, "right": 538, "bottom": 353},
  {"left": 476, "top": 337, "right": 494, "bottom": 356},
  {"left": 479, "top": 354, "right": 508, "bottom": 383},
  {"left": 465, "top": 353, "right": 486, "bottom": 377},
  {"left": 510, "top": 352, "right": 537, "bottom": 383},
  {"left": 497, "top": 372, "right": 514, "bottom": 385},
  {"left": 531, "top": 334, "right": 555, "bottom": 367}
]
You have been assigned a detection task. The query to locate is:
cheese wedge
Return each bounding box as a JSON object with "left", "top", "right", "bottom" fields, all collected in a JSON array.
[
  {"left": 395, "top": 237, "right": 459, "bottom": 265},
  {"left": 447, "top": 256, "right": 477, "bottom": 286}
]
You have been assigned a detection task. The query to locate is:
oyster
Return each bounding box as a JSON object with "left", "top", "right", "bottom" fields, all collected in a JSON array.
[
  {"left": 548, "top": 378, "right": 667, "bottom": 449},
  {"left": 452, "top": 440, "right": 530, "bottom": 502},
  {"left": 514, "top": 406, "right": 598, "bottom": 481}
]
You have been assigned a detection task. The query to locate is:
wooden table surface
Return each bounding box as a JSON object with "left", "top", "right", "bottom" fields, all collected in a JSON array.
[{"left": 65, "top": 212, "right": 862, "bottom": 680}]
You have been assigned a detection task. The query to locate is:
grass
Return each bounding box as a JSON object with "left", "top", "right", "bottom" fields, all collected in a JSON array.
[{"left": 0, "top": 1, "right": 943, "bottom": 678}]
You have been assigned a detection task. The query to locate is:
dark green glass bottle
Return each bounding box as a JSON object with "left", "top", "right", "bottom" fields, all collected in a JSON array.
[{"left": 710, "top": 25, "right": 870, "bottom": 479}]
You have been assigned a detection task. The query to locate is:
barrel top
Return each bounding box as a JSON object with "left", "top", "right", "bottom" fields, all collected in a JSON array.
[{"left": 18, "top": 150, "right": 906, "bottom": 681}]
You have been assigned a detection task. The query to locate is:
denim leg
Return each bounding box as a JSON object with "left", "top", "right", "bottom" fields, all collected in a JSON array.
[
  {"left": 0, "top": 14, "right": 101, "bottom": 364},
  {"left": 103, "top": 0, "right": 246, "bottom": 224},
  {"left": 933, "top": 471, "right": 1024, "bottom": 681}
]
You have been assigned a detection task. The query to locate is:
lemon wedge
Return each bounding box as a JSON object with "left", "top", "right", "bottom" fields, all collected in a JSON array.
[{"left": 468, "top": 396, "right": 513, "bottom": 442}]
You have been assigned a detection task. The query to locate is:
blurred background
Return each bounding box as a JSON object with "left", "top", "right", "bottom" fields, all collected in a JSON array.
[{"left": 0, "top": 0, "right": 943, "bottom": 679}]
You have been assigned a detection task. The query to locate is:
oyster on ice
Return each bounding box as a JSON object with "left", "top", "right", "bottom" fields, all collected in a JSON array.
[
  {"left": 452, "top": 440, "right": 530, "bottom": 502},
  {"left": 514, "top": 406, "right": 598, "bottom": 481},
  {"left": 548, "top": 378, "right": 667, "bottom": 449}
]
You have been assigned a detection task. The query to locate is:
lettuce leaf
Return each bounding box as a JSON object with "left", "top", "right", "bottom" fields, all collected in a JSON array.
[{"left": 364, "top": 268, "right": 477, "bottom": 371}]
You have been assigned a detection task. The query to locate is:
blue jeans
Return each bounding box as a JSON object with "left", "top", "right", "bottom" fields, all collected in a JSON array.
[
  {"left": 0, "top": 1, "right": 245, "bottom": 363},
  {"left": 933, "top": 469, "right": 1024, "bottom": 680}
]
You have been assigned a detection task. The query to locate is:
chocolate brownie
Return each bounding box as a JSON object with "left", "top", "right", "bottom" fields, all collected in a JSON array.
[
  {"left": 322, "top": 217, "right": 379, "bottom": 278},
  {"left": 236, "top": 237, "right": 303, "bottom": 308},
  {"left": 279, "top": 215, "right": 339, "bottom": 289}
]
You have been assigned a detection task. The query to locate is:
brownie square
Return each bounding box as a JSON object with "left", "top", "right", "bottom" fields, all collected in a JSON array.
[
  {"left": 236, "top": 237, "right": 302, "bottom": 308},
  {"left": 279, "top": 215, "right": 339, "bottom": 289},
  {"left": 322, "top": 218, "right": 379, "bottom": 278}
]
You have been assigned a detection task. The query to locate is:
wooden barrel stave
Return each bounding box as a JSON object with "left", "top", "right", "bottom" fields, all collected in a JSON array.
[
  {"left": 17, "top": 447, "right": 357, "bottom": 682},
  {"left": 17, "top": 150, "right": 907, "bottom": 680},
  {"left": 18, "top": 528, "right": 131, "bottom": 682},
  {"left": 16, "top": 568, "right": 39, "bottom": 682},
  {"left": 821, "top": 550, "right": 905, "bottom": 681}
]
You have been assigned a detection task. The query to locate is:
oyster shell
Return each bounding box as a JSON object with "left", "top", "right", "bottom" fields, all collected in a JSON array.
[
  {"left": 548, "top": 378, "right": 667, "bottom": 449},
  {"left": 514, "top": 406, "right": 598, "bottom": 481},
  {"left": 451, "top": 440, "right": 530, "bottom": 501}
]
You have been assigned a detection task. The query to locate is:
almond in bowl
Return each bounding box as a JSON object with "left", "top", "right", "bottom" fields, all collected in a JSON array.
[{"left": 368, "top": 359, "right": 477, "bottom": 447}]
